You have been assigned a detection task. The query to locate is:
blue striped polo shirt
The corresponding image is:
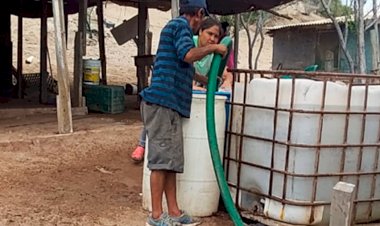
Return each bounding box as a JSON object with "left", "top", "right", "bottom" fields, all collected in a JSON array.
[{"left": 140, "top": 16, "right": 195, "bottom": 118}]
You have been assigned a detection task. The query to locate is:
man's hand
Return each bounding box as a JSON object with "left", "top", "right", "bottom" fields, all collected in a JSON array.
[
  {"left": 184, "top": 44, "right": 228, "bottom": 63},
  {"left": 214, "top": 44, "right": 228, "bottom": 58}
]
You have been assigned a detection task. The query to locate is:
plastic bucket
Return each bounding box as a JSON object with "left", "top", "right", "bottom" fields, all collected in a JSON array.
[
  {"left": 83, "top": 59, "right": 101, "bottom": 85},
  {"left": 142, "top": 93, "right": 227, "bottom": 217}
]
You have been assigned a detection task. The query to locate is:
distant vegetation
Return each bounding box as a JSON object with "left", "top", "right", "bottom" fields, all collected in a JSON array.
[
  {"left": 219, "top": 0, "right": 353, "bottom": 28},
  {"left": 217, "top": 0, "right": 356, "bottom": 70},
  {"left": 307, "top": 0, "right": 353, "bottom": 17}
]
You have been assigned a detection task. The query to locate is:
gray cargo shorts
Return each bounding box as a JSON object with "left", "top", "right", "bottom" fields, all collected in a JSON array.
[{"left": 140, "top": 100, "right": 184, "bottom": 173}]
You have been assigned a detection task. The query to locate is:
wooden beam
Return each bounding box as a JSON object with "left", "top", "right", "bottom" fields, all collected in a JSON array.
[
  {"left": 110, "top": 15, "right": 138, "bottom": 45},
  {"left": 40, "top": 0, "right": 48, "bottom": 103},
  {"left": 97, "top": 0, "right": 107, "bottom": 85},
  {"left": 52, "top": 0, "right": 73, "bottom": 134},
  {"left": 329, "top": 181, "right": 356, "bottom": 226}
]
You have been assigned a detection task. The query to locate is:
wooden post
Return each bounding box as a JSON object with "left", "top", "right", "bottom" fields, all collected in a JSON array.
[
  {"left": 372, "top": 0, "right": 380, "bottom": 74},
  {"left": 40, "top": 0, "right": 48, "bottom": 103},
  {"left": 370, "top": 30, "right": 379, "bottom": 74},
  {"left": 357, "top": 0, "right": 366, "bottom": 74},
  {"left": 137, "top": 3, "right": 148, "bottom": 92},
  {"left": 233, "top": 14, "right": 239, "bottom": 69},
  {"left": 96, "top": 0, "right": 107, "bottom": 85},
  {"left": 79, "top": 0, "right": 88, "bottom": 55},
  {"left": 73, "top": 31, "right": 83, "bottom": 107},
  {"left": 329, "top": 181, "right": 356, "bottom": 226},
  {"left": 144, "top": 17, "right": 151, "bottom": 87},
  {"left": 17, "top": 14, "right": 23, "bottom": 98},
  {"left": 64, "top": 13, "right": 69, "bottom": 47},
  {"left": 73, "top": 0, "right": 87, "bottom": 108},
  {"left": 171, "top": 0, "right": 179, "bottom": 18},
  {"left": 52, "top": 0, "right": 73, "bottom": 134}
]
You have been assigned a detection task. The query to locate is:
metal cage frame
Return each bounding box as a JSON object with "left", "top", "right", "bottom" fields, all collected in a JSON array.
[{"left": 224, "top": 69, "right": 380, "bottom": 225}]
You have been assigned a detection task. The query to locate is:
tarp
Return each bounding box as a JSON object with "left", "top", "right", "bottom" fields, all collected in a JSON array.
[
  {"left": 6, "top": 0, "right": 98, "bottom": 18},
  {"left": 6, "top": 0, "right": 294, "bottom": 18}
]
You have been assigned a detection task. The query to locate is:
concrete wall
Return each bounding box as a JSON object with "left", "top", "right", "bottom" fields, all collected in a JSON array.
[
  {"left": 315, "top": 30, "right": 340, "bottom": 71},
  {"left": 271, "top": 26, "right": 379, "bottom": 73},
  {"left": 339, "top": 29, "right": 375, "bottom": 73},
  {"left": 272, "top": 29, "right": 317, "bottom": 70}
]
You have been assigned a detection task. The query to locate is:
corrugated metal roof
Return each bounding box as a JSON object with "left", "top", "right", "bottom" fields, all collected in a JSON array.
[{"left": 265, "top": 16, "right": 349, "bottom": 31}]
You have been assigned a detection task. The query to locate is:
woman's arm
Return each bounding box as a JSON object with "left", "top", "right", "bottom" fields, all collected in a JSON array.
[
  {"left": 219, "top": 67, "right": 233, "bottom": 91},
  {"left": 193, "top": 73, "right": 208, "bottom": 86},
  {"left": 192, "top": 80, "right": 206, "bottom": 91}
]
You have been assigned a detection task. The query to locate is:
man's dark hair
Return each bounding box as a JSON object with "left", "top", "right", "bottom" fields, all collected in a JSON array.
[{"left": 179, "top": 6, "right": 202, "bottom": 16}]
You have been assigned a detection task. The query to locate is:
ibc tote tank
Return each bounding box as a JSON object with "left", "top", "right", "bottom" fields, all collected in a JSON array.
[
  {"left": 142, "top": 93, "right": 227, "bottom": 217},
  {"left": 237, "top": 78, "right": 380, "bottom": 225}
]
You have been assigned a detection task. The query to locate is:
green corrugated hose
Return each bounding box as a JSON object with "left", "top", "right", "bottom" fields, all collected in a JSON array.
[{"left": 206, "top": 36, "right": 245, "bottom": 226}]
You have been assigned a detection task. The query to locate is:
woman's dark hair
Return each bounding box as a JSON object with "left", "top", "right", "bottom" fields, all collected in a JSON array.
[
  {"left": 221, "top": 21, "right": 230, "bottom": 35},
  {"left": 197, "top": 17, "right": 222, "bottom": 36}
]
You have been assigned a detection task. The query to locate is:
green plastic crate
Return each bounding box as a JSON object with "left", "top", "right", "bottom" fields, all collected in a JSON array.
[{"left": 83, "top": 84, "right": 125, "bottom": 114}]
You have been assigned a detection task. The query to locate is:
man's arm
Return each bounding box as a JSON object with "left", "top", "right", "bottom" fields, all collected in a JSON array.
[
  {"left": 183, "top": 44, "right": 227, "bottom": 64},
  {"left": 219, "top": 67, "right": 233, "bottom": 90}
]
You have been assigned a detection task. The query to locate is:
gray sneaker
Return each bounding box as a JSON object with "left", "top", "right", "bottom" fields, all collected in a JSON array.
[
  {"left": 171, "top": 211, "right": 201, "bottom": 226},
  {"left": 146, "top": 212, "right": 180, "bottom": 226}
]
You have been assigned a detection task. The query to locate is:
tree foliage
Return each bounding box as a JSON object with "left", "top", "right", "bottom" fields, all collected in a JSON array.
[
  {"left": 219, "top": 11, "right": 258, "bottom": 29},
  {"left": 307, "top": 0, "right": 353, "bottom": 17}
]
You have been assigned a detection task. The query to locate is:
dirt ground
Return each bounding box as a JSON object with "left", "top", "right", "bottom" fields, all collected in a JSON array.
[
  {"left": 0, "top": 99, "right": 234, "bottom": 226},
  {"left": 1, "top": 2, "right": 327, "bottom": 225}
]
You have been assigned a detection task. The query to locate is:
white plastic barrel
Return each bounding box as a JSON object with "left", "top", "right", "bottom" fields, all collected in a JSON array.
[
  {"left": 83, "top": 59, "right": 101, "bottom": 85},
  {"left": 236, "top": 78, "right": 380, "bottom": 225},
  {"left": 142, "top": 93, "right": 227, "bottom": 217}
]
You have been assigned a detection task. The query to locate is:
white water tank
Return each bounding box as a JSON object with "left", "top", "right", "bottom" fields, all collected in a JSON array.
[
  {"left": 233, "top": 78, "right": 380, "bottom": 225},
  {"left": 142, "top": 93, "right": 227, "bottom": 217}
]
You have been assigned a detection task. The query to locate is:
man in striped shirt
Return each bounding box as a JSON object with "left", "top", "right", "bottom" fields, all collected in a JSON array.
[{"left": 140, "top": 0, "right": 227, "bottom": 225}]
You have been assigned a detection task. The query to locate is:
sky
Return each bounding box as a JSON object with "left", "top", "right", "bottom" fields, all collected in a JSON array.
[
  {"left": 340, "top": 0, "right": 372, "bottom": 13},
  {"left": 363, "top": 1, "right": 372, "bottom": 13}
]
